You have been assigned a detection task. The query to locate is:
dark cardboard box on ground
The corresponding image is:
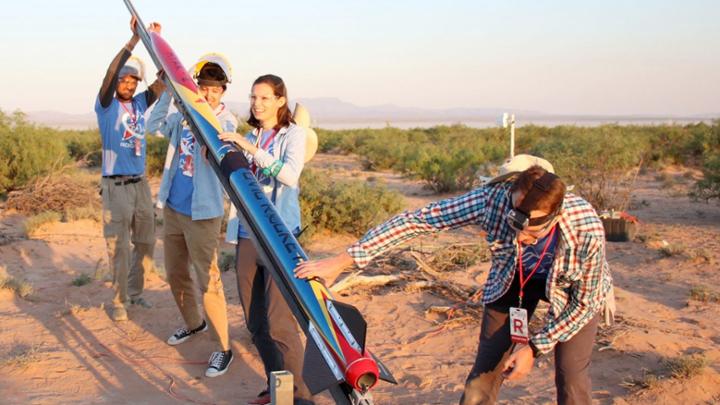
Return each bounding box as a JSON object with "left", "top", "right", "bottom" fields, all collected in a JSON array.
[{"left": 601, "top": 217, "right": 637, "bottom": 242}]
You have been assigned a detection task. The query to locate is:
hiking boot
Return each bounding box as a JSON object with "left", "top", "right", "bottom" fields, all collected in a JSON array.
[
  {"left": 247, "top": 390, "right": 270, "bottom": 405},
  {"left": 167, "top": 320, "right": 208, "bottom": 346},
  {"left": 205, "top": 349, "right": 233, "bottom": 377},
  {"left": 111, "top": 306, "right": 128, "bottom": 322},
  {"left": 130, "top": 297, "right": 153, "bottom": 308}
]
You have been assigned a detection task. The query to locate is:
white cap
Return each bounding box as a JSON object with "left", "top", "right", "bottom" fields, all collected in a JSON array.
[
  {"left": 499, "top": 154, "right": 554, "bottom": 175},
  {"left": 485, "top": 154, "right": 555, "bottom": 184},
  {"left": 119, "top": 56, "right": 145, "bottom": 81}
]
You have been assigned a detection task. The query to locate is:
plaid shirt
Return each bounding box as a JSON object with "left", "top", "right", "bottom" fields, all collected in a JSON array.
[{"left": 347, "top": 181, "right": 613, "bottom": 354}]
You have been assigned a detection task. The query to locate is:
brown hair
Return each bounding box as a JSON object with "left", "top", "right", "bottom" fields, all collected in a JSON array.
[
  {"left": 247, "top": 74, "right": 294, "bottom": 130},
  {"left": 510, "top": 165, "right": 566, "bottom": 214},
  {"left": 196, "top": 63, "right": 228, "bottom": 90}
]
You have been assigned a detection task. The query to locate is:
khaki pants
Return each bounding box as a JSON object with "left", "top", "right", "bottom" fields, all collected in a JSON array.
[
  {"left": 235, "top": 239, "right": 312, "bottom": 401},
  {"left": 164, "top": 206, "right": 229, "bottom": 351},
  {"left": 101, "top": 177, "right": 155, "bottom": 308}
]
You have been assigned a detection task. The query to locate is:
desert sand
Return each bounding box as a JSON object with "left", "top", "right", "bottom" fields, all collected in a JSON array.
[{"left": 1, "top": 155, "right": 719, "bottom": 404}]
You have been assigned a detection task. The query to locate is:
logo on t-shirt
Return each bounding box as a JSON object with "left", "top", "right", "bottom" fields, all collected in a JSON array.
[
  {"left": 178, "top": 129, "right": 195, "bottom": 177},
  {"left": 120, "top": 111, "right": 145, "bottom": 148}
]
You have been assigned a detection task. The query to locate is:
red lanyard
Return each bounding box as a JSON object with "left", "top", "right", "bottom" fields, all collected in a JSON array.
[
  {"left": 251, "top": 129, "right": 277, "bottom": 175},
  {"left": 120, "top": 101, "right": 136, "bottom": 125},
  {"left": 258, "top": 129, "right": 277, "bottom": 150},
  {"left": 516, "top": 226, "right": 556, "bottom": 306}
]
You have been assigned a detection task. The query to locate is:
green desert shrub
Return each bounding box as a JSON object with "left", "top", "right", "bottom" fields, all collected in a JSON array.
[
  {"left": 416, "top": 148, "right": 485, "bottom": 193},
  {"left": 314, "top": 122, "right": 718, "bottom": 200},
  {"left": 71, "top": 273, "right": 92, "bottom": 287},
  {"left": 0, "top": 110, "right": 70, "bottom": 196},
  {"left": 60, "top": 130, "right": 102, "bottom": 167},
  {"left": 316, "top": 125, "right": 507, "bottom": 192},
  {"left": 532, "top": 125, "right": 647, "bottom": 210},
  {"left": 145, "top": 135, "right": 170, "bottom": 177},
  {"left": 693, "top": 154, "right": 720, "bottom": 201},
  {"left": 300, "top": 169, "right": 404, "bottom": 238},
  {"left": 691, "top": 120, "right": 720, "bottom": 201}
]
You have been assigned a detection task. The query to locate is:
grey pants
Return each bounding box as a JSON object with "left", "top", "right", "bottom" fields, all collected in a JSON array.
[
  {"left": 460, "top": 276, "right": 600, "bottom": 405},
  {"left": 101, "top": 177, "right": 155, "bottom": 308},
  {"left": 235, "top": 239, "right": 313, "bottom": 403}
]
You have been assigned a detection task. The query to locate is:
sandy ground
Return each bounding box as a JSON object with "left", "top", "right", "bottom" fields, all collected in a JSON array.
[{"left": 1, "top": 156, "right": 719, "bottom": 405}]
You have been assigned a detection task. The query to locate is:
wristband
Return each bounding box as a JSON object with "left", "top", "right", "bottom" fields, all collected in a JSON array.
[
  {"left": 261, "top": 160, "right": 283, "bottom": 177},
  {"left": 529, "top": 341, "right": 543, "bottom": 359}
]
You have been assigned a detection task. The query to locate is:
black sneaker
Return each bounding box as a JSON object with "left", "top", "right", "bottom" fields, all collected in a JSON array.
[
  {"left": 167, "top": 320, "right": 208, "bottom": 346},
  {"left": 130, "top": 297, "right": 153, "bottom": 308},
  {"left": 206, "top": 349, "right": 233, "bottom": 377}
]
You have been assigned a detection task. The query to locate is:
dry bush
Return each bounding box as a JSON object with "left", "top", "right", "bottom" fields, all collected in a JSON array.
[
  {"left": 0, "top": 265, "right": 33, "bottom": 298},
  {"left": 659, "top": 243, "right": 687, "bottom": 258},
  {"left": 429, "top": 242, "right": 490, "bottom": 272},
  {"left": 63, "top": 206, "right": 101, "bottom": 222},
  {"left": 689, "top": 285, "right": 720, "bottom": 303},
  {"left": 664, "top": 354, "right": 708, "bottom": 379},
  {"left": 620, "top": 353, "right": 707, "bottom": 392},
  {"left": 23, "top": 211, "right": 61, "bottom": 237},
  {"left": 57, "top": 302, "right": 90, "bottom": 317},
  {"left": 621, "top": 369, "right": 662, "bottom": 390},
  {"left": 6, "top": 170, "right": 100, "bottom": 216},
  {"left": 1, "top": 342, "right": 43, "bottom": 367}
]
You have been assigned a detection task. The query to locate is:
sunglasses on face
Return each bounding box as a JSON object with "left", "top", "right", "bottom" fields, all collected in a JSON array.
[{"left": 506, "top": 207, "right": 559, "bottom": 233}]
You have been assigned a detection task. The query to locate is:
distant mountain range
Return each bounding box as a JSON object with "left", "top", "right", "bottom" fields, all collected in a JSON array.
[{"left": 23, "top": 98, "right": 717, "bottom": 130}]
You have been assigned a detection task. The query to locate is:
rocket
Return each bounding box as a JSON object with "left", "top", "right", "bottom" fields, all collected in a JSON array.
[{"left": 121, "top": 1, "right": 396, "bottom": 403}]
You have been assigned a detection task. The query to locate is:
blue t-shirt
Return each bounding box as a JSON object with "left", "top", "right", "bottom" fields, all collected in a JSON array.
[
  {"left": 167, "top": 128, "right": 195, "bottom": 217},
  {"left": 95, "top": 95, "right": 149, "bottom": 176},
  {"left": 519, "top": 226, "right": 559, "bottom": 281},
  {"left": 238, "top": 129, "right": 277, "bottom": 239}
]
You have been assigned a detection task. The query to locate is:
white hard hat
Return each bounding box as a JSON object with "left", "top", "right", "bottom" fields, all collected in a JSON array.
[{"left": 191, "top": 53, "right": 232, "bottom": 84}]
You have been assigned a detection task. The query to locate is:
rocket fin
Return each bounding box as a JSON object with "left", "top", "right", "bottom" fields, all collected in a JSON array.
[
  {"left": 369, "top": 351, "right": 397, "bottom": 385},
  {"left": 302, "top": 336, "right": 342, "bottom": 395}
]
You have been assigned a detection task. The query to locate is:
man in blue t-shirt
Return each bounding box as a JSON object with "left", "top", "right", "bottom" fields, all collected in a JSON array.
[{"left": 95, "top": 18, "right": 165, "bottom": 322}]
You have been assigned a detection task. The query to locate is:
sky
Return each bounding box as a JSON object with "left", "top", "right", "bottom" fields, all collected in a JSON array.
[{"left": 1, "top": 0, "right": 718, "bottom": 116}]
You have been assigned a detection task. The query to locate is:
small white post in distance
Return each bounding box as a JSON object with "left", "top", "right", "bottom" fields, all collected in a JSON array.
[{"left": 500, "top": 112, "right": 516, "bottom": 158}]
